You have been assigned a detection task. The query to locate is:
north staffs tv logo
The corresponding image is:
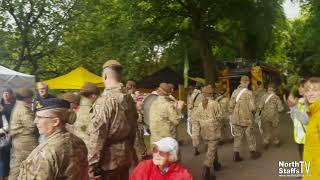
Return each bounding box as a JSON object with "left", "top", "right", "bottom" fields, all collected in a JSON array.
[{"left": 278, "top": 161, "right": 311, "bottom": 177}]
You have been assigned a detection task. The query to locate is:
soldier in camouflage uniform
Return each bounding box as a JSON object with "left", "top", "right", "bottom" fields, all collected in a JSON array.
[
  {"left": 229, "top": 76, "right": 261, "bottom": 162},
  {"left": 253, "top": 81, "right": 266, "bottom": 106},
  {"left": 18, "top": 98, "right": 88, "bottom": 180},
  {"left": 87, "top": 60, "right": 138, "bottom": 180},
  {"left": 215, "top": 88, "right": 232, "bottom": 143},
  {"left": 258, "top": 84, "right": 284, "bottom": 149},
  {"left": 126, "top": 80, "right": 148, "bottom": 162},
  {"left": 9, "top": 88, "right": 38, "bottom": 180},
  {"left": 192, "top": 85, "right": 223, "bottom": 180},
  {"left": 149, "top": 83, "right": 184, "bottom": 144},
  {"left": 187, "top": 83, "right": 203, "bottom": 155},
  {"left": 71, "top": 82, "right": 100, "bottom": 147}
]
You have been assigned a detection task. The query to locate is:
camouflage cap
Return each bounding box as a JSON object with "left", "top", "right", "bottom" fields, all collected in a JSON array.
[
  {"left": 16, "top": 88, "right": 34, "bottom": 98},
  {"left": 102, "top": 59, "right": 122, "bottom": 69},
  {"left": 60, "top": 92, "right": 81, "bottom": 104},
  {"left": 80, "top": 82, "right": 99, "bottom": 95},
  {"left": 240, "top": 75, "right": 250, "bottom": 82},
  {"left": 158, "top": 83, "right": 171, "bottom": 95},
  {"left": 202, "top": 85, "right": 214, "bottom": 94}
]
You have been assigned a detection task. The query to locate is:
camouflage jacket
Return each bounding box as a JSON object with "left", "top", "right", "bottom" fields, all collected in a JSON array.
[
  {"left": 149, "top": 96, "right": 182, "bottom": 143},
  {"left": 10, "top": 101, "right": 38, "bottom": 140},
  {"left": 229, "top": 87, "right": 256, "bottom": 126},
  {"left": 259, "top": 93, "right": 284, "bottom": 123},
  {"left": 192, "top": 99, "right": 222, "bottom": 145},
  {"left": 188, "top": 89, "right": 203, "bottom": 114},
  {"left": 87, "top": 84, "right": 138, "bottom": 171},
  {"left": 71, "top": 97, "right": 93, "bottom": 145},
  {"left": 254, "top": 87, "right": 266, "bottom": 106},
  {"left": 216, "top": 95, "right": 230, "bottom": 120},
  {"left": 18, "top": 128, "right": 88, "bottom": 180}
]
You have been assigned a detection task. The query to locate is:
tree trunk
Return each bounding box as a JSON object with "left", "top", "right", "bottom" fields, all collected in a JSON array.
[{"left": 197, "top": 32, "right": 216, "bottom": 85}]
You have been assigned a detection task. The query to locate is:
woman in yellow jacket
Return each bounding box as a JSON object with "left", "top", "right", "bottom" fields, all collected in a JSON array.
[{"left": 303, "top": 77, "right": 320, "bottom": 180}]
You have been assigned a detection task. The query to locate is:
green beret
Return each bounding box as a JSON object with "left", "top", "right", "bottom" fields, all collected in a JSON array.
[{"left": 35, "top": 98, "right": 70, "bottom": 112}]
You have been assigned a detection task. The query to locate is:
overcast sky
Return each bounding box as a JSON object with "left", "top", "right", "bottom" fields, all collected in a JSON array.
[{"left": 283, "top": 0, "right": 300, "bottom": 19}]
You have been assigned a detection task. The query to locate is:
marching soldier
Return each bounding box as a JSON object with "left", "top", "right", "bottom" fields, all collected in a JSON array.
[
  {"left": 192, "top": 85, "right": 223, "bottom": 180},
  {"left": 216, "top": 88, "right": 232, "bottom": 143},
  {"left": 188, "top": 83, "right": 203, "bottom": 155},
  {"left": 9, "top": 88, "right": 38, "bottom": 180},
  {"left": 229, "top": 76, "right": 261, "bottom": 162},
  {"left": 18, "top": 98, "right": 88, "bottom": 179},
  {"left": 87, "top": 60, "right": 138, "bottom": 180},
  {"left": 149, "top": 83, "right": 184, "bottom": 144},
  {"left": 254, "top": 81, "right": 266, "bottom": 106},
  {"left": 259, "top": 84, "right": 284, "bottom": 149}
]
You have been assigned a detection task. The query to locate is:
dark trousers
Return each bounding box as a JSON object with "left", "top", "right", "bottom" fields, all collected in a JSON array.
[
  {"left": 297, "top": 144, "right": 304, "bottom": 160},
  {"left": 101, "top": 167, "right": 129, "bottom": 180}
]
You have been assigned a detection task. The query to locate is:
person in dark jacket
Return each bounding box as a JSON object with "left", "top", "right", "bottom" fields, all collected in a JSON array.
[{"left": 0, "top": 88, "right": 16, "bottom": 179}]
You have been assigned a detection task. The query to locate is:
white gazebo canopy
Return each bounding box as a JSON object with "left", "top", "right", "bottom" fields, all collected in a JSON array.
[{"left": 0, "top": 65, "right": 35, "bottom": 94}]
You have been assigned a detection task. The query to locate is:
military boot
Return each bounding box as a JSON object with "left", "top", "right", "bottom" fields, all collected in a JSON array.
[
  {"left": 250, "top": 151, "right": 261, "bottom": 160},
  {"left": 202, "top": 166, "right": 216, "bottom": 180},
  {"left": 213, "top": 160, "right": 222, "bottom": 171},
  {"left": 233, "top": 152, "right": 243, "bottom": 162},
  {"left": 213, "top": 152, "right": 222, "bottom": 171},
  {"left": 202, "top": 166, "right": 210, "bottom": 180},
  {"left": 194, "top": 147, "right": 200, "bottom": 156}
]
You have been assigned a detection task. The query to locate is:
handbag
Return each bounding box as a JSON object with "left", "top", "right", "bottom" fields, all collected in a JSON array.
[
  {"left": 0, "top": 115, "right": 10, "bottom": 149},
  {"left": 0, "top": 133, "right": 10, "bottom": 149}
]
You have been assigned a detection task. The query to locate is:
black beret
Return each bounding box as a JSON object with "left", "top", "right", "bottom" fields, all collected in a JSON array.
[{"left": 35, "top": 98, "right": 70, "bottom": 112}]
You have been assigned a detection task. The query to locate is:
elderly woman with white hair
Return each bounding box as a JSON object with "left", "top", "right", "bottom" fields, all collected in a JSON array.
[
  {"left": 130, "top": 137, "right": 193, "bottom": 180},
  {"left": 17, "top": 98, "right": 88, "bottom": 180}
]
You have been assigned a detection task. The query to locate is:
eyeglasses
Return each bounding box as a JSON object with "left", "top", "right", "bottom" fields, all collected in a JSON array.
[{"left": 152, "top": 147, "right": 169, "bottom": 157}]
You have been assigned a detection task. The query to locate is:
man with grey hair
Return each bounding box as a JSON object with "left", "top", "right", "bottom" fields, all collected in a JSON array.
[
  {"left": 87, "top": 60, "right": 138, "bottom": 180},
  {"left": 130, "top": 137, "right": 193, "bottom": 180}
]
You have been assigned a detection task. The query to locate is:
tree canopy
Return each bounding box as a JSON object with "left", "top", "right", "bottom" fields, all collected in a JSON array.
[{"left": 0, "top": 0, "right": 318, "bottom": 82}]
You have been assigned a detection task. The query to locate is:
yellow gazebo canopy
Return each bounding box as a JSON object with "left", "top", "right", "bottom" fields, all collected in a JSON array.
[{"left": 44, "top": 67, "right": 104, "bottom": 89}]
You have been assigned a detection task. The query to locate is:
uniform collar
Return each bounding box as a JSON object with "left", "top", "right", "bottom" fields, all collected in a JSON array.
[{"left": 46, "top": 128, "right": 67, "bottom": 140}]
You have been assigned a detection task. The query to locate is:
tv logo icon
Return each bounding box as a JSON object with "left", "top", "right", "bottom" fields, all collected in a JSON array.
[{"left": 278, "top": 161, "right": 311, "bottom": 177}]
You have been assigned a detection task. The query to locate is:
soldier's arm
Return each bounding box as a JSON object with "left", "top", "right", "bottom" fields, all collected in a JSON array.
[
  {"left": 214, "top": 102, "right": 223, "bottom": 122},
  {"left": 277, "top": 96, "right": 284, "bottom": 112},
  {"left": 167, "top": 103, "right": 182, "bottom": 126},
  {"left": 9, "top": 108, "right": 23, "bottom": 137},
  {"left": 248, "top": 92, "right": 256, "bottom": 113},
  {"left": 87, "top": 99, "right": 113, "bottom": 169},
  {"left": 228, "top": 92, "right": 236, "bottom": 113}
]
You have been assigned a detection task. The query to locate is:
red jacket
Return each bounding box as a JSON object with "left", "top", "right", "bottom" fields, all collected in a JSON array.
[{"left": 130, "top": 160, "right": 193, "bottom": 180}]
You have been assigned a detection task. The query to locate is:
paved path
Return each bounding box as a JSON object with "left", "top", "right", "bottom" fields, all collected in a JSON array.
[{"left": 178, "top": 113, "right": 300, "bottom": 180}]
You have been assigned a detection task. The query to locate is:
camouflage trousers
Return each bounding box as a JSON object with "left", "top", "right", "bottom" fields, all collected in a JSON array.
[
  {"left": 232, "top": 125, "right": 256, "bottom": 152},
  {"left": 221, "top": 118, "right": 233, "bottom": 142},
  {"left": 262, "top": 120, "right": 280, "bottom": 145},
  {"left": 204, "top": 140, "right": 219, "bottom": 167},
  {"left": 133, "top": 127, "right": 147, "bottom": 162},
  {"left": 9, "top": 137, "right": 38, "bottom": 180}
]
